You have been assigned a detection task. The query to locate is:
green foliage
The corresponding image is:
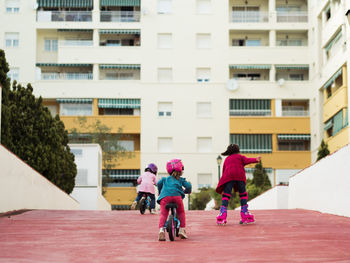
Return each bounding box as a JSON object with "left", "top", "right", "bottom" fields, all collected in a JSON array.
[
  {"left": 0, "top": 49, "right": 11, "bottom": 144},
  {"left": 317, "top": 139, "right": 330, "bottom": 161},
  {"left": 1, "top": 49, "right": 77, "bottom": 194}
]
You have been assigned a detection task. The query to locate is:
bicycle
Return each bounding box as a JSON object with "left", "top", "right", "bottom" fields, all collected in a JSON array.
[
  {"left": 164, "top": 202, "right": 180, "bottom": 241},
  {"left": 139, "top": 193, "right": 152, "bottom": 215}
]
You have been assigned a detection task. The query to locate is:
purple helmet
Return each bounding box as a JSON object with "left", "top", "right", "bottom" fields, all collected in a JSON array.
[{"left": 146, "top": 163, "right": 158, "bottom": 174}]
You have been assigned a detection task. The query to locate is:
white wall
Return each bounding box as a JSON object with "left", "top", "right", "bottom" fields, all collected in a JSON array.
[
  {"left": 0, "top": 144, "right": 79, "bottom": 213},
  {"left": 289, "top": 144, "right": 350, "bottom": 217},
  {"left": 247, "top": 185, "right": 289, "bottom": 210}
]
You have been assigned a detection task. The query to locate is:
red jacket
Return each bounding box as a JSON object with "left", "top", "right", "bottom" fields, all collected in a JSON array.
[{"left": 216, "top": 154, "right": 258, "bottom": 194}]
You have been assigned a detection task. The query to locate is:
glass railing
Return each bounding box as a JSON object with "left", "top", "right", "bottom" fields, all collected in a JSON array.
[
  {"left": 59, "top": 40, "right": 93, "bottom": 46},
  {"left": 229, "top": 109, "right": 272, "bottom": 116},
  {"left": 100, "top": 11, "right": 140, "bottom": 22},
  {"left": 37, "top": 11, "right": 92, "bottom": 22},
  {"left": 282, "top": 108, "right": 309, "bottom": 116},
  {"left": 41, "top": 73, "right": 93, "bottom": 80},
  {"left": 231, "top": 11, "right": 269, "bottom": 22},
  {"left": 276, "top": 11, "right": 308, "bottom": 22}
]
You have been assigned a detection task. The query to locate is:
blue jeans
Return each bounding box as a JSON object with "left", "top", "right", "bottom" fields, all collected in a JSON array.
[
  {"left": 222, "top": 180, "right": 247, "bottom": 207},
  {"left": 135, "top": 192, "right": 156, "bottom": 209}
]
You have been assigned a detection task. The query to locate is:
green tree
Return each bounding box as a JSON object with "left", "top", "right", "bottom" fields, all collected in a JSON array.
[
  {"left": 0, "top": 50, "right": 77, "bottom": 194},
  {"left": 69, "top": 116, "right": 133, "bottom": 195},
  {"left": 0, "top": 49, "right": 11, "bottom": 144},
  {"left": 317, "top": 139, "right": 330, "bottom": 161},
  {"left": 252, "top": 162, "right": 271, "bottom": 190}
]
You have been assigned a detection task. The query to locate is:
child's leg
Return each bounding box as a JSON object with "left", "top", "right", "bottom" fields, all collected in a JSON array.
[
  {"left": 172, "top": 196, "right": 185, "bottom": 227},
  {"left": 149, "top": 193, "right": 156, "bottom": 209},
  {"left": 158, "top": 197, "right": 171, "bottom": 228},
  {"left": 221, "top": 181, "right": 235, "bottom": 207},
  {"left": 135, "top": 192, "right": 144, "bottom": 202},
  {"left": 236, "top": 181, "right": 248, "bottom": 207}
]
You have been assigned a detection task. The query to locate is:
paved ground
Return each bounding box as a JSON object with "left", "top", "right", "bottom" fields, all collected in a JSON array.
[{"left": 1, "top": 209, "right": 350, "bottom": 262}]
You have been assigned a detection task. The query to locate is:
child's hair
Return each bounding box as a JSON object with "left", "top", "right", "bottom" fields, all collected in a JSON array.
[
  {"left": 221, "top": 144, "right": 240, "bottom": 156},
  {"left": 171, "top": 171, "right": 182, "bottom": 180}
]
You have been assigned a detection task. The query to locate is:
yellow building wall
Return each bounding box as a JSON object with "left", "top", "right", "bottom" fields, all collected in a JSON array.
[
  {"left": 105, "top": 151, "right": 140, "bottom": 169},
  {"left": 323, "top": 86, "right": 348, "bottom": 122},
  {"left": 104, "top": 187, "right": 137, "bottom": 205},
  {"left": 325, "top": 127, "right": 349, "bottom": 153}
]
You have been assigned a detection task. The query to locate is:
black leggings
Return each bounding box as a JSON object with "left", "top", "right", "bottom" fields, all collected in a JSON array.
[{"left": 221, "top": 180, "right": 248, "bottom": 207}]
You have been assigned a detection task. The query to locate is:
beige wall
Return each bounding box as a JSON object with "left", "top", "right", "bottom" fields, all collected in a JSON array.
[{"left": 0, "top": 145, "right": 79, "bottom": 213}]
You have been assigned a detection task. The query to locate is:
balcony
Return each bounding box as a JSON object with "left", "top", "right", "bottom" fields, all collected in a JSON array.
[
  {"left": 275, "top": 65, "right": 309, "bottom": 81},
  {"left": 100, "top": 11, "right": 140, "bottom": 22},
  {"left": 281, "top": 100, "right": 309, "bottom": 117},
  {"left": 59, "top": 40, "right": 93, "bottom": 47},
  {"left": 276, "top": 11, "right": 308, "bottom": 23},
  {"left": 37, "top": 11, "right": 92, "bottom": 22},
  {"left": 230, "top": 11, "right": 269, "bottom": 23},
  {"left": 229, "top": 65, "right": 270, "bottom": 81},
  {"left": 41, "top": 72, "right": 93, "bottom": 80}
]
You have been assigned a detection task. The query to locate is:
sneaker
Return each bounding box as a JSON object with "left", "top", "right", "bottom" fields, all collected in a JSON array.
[
  {"left": 178, "top": 228, "right": 188, "bottom": 239},
  {"left": 150, "top": 209, "right": 157, "bottom": 214},
  {"left": 158, "top": 228, "right": 166, "bottom": 241},
  {"left": 131, "top": 201, "right": 137, "bottom": 210}
]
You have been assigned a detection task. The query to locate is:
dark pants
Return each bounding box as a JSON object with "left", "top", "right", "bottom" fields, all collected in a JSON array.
[
  {"left": 221, "top": 180, "right": 248, "bottom": 207},
  {"left": 135, "top": 192, "right": 156, "bottom": 209}
]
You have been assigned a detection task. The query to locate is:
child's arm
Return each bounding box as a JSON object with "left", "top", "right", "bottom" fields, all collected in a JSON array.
[
  {"left": 153, "top": 175, "right": 158, "bottom": 186},
  {"left": 157, "top": 177, "right": 164, "bottom": 193},
  {"left": 137, "top": 175, "right": 142, "bottom": 185},
  {"left": 181, "top": 178, "right": 192, "bottom": 194},
  {"left": 242, "top": 155, "right": 261, "bottom": 165}
]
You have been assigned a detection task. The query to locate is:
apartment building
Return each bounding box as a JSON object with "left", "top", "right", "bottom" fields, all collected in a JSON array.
[{"left": 1, "top": 0, "right": 349, "bottom": 209}]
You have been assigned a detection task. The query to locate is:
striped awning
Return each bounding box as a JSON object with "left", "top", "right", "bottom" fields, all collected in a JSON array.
[
  {"left": 56, "top": 98, "right": 93, "bottom": 103},
  {"left": 230, "top": 134, "right": 272, "bottom": 153},
  {"left": 324, "top": 119, "right": 333, "bottom": 131},
  {"left": 36, "top": 63, "right": 92, "bottom": 67},
  {"left": 98, "top": 98, "right": 140, "bottom": 109},
  {"left": 57, "top": 29, "right": 93, "bottom": 32},
  {"left": 277, "top": 134, "right": 311, "bottom": 140},
  {"left": 229, "top": 65, "right": 271, "bottom": 69},
  {"left": 99, "top": 29, "right": 140, "bottom": 35},
  {"left": 275, "top": 65, "right": 309, "bottom": 70},
  {"left": 104, "top": 169, "right": 140, "bottom": 180},
  {"left": 325, "top": 30, "right": 343, "bottom": 52},
  {"left": 37, "top": 0, "right": 93, "bottom": 8},
  {"left": 100, "top": 0, "right": 140, "bottom": 6},
  {"left": 323, "top": 68, "right": 343, "bottom": 89},
  {"left": 99, "top": 64, "right": 140, "bottom": 69}
]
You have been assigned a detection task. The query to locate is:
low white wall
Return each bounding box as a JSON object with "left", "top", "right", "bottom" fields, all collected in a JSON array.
[
  {"left": 0, "top": 144, "right": 79, "bottom": 213},
  {"left": 289, "top": 144, "right": 350, "bottom": 217},
  {"left": 247, "top": 185, "right": 289, "bottom": 210}
]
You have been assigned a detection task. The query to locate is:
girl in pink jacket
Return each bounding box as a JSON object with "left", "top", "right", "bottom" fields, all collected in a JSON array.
[
  {"left": 131, "top": 163, "right": 158, "bottom": 214},
  {"left": 216, "top": 144, "right": 261, "bottom": 225}
]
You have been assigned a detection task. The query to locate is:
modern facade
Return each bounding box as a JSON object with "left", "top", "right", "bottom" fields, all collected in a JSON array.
[{"left": 0, "top": 0, "right": 349, "bottom": 209}]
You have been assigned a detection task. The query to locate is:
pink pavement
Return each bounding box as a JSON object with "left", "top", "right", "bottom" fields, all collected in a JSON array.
[{"left": 1, "top": 209, "right": 350, "bottom": 262}]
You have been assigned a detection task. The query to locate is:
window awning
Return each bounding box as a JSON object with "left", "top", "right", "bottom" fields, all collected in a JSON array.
[
  {"left": 57, "top": 29, "right": 93, "bottom": 32},
  {"left": 99, "top": 64, "right": 140, "bottom": 69},
  {"left": 323, "top": 68, "right": 343, "bottom": 89},
  {"left": 229, "top": 65, "right": 271, "bottom": 69},
  {"left": 325, "top": 30, "right": 343, "bottom": 52},
  {"left": 36, "top": 63, "right": 92, "bottom": 67},
  {"left": 99, "top": 29, "right": 140, "bottom": 35},
  {"left": 98, "top": 98, "right": 140, "bottom": 109},
  {"left": 103, "top": 169, "right": 140, "bottom": 179},
  {"left": 37, "top": 0, "right": 93, "bottom": 8},
  {"left": 56, "top": 98, "right": 93, "bottom": 103},
  {"left": 100, "top": 0, "right": 140, "bottom": 7},
  {"left": 277, "top": 134, "right": 311, "bottom": 140},
  {"left": 324, "top": 119, "right": 333, "bottom": 131},
  {"left": 275, "top": 65, "right": 309, "bottom": 70}
]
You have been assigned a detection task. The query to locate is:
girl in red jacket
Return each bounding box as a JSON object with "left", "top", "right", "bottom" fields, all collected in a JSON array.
[{"left": 216, "top": 144, "right": 261, "bottom": 225}]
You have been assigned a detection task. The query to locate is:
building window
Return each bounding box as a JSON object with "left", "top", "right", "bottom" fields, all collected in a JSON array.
[
  {"left": 325, "top": 5, "right": 331, "bottom": 21},
  {"left": 157, "top": 68, "right": 173, "bottom": 82},
  {"left": 7, "top": 68, "right": 19, "bottom": 82},
  {"left": 197, "top": 173, "right": 212, "bottom": 189},
  {"left": 196, "top": 102, "right": 211, "bottom": 118},
  {"left": 197, "top": 137, "right": 212, "bottom": 152},
  {"left": 196, "top": 34, "right": 211, "bottom": 49},
  {"left": 6, "top": 0, "right": 19, "bottom": 13},
  {"left": 158, "top": 102, "right": 172, "bottom": 117},
  {"left": 105, "top": 140, "right": 135, "bottom": 151},
  {"left": 158, "top": 33, "right": 172, "bottom": 48},
  {"left": 230, "top": 134, "right": 272, "bottom": 153},
  {"left": 232, "top": 39, "right": 261, "bottom": 46},
  {"left": 75, "top": 169, "right": 89, "bottom": 186},
  {"left": 158, "top": 0, "right": 172, "bottom": 14},
  {"left": 229, "top": 99, "right": 271, "bottom": 116},
  {"left": 196, "top": 0, "right": 211, "bottom": 14},
  {"left": 158, "top": 137, "right": 173, "bottom": 153},
  {"left": 277, "top": 134, "right": 310, "bottom": 151},
  {"left": 196, "top": 68, "right": 210, "bottom": 82},
  {"left": 60, "top": 103, "right": 93, "bottom": 116},
  {"left": 5, "top": 33, "right": 19, "bottom": 47},
  {"left": 46, "top": 105, "right": 58, "bottom": 117},
  {"left": 44, "top": 39, "right": 58, "bottom": 52},
  {"left": 71, "top": 149, "right": 83, "bottom": 157},
  {"left": 324, "top": 109, "right": 347, "bottom": 137}
]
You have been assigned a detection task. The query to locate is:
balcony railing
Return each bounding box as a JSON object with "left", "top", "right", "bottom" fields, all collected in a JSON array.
[
  {"left": 230, "top": 109, "right": 272, "bottom": 116},
  {"left": 37, "top": 11, "right": 92, "bottom": 22},
  {"left": 231, "top": 11, "right": 269, "bottom": 23},
  {"left": 276, "top": 11, "right": 308, "bottom": 22},
  {"left": 282, "top": 107, "right": 309, "bottom": 116},
  {"left": 100, "top": 11, "right": 140, "bottom": 22},
  {"left": 41, "top": 72, "right": 93, "bottom": 80},
  {"left": 59, "top": 40, "right": 93, "bottom": 46}
]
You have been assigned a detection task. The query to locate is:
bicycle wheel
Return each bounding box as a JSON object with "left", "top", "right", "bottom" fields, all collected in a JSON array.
[
  {"left": 139, "top": 198, "right": 146, "bottom": 214},
  {"left": 174, "top": 212, "right": 179, "bottom": 237},
  {"left": 166, "top": 215, "right": 175, "bottom": 241}
]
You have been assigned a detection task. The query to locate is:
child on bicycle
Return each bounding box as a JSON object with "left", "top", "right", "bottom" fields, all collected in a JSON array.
[
  {"left": 157, "top": 159, "right": 192, "bottom": 241},
  {"left": 131, "top": 163, "right": 158, "bottom": 214},
  {"left": 216, "top": 144, "right": 261, "bottom": 225}
]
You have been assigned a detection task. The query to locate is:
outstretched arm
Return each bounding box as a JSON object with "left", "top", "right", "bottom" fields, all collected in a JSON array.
[{"left": 242, "top": 155, "right": 261, "bottom": 165}]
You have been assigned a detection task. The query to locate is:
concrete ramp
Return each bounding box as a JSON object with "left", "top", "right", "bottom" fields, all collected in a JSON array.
[{"left": 0, "top": 144, "right": 79, "bottom": 213}]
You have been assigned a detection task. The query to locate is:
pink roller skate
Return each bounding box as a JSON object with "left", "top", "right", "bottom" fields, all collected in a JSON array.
[
  {"left": 239, "top": 205, "right": 255, "bottom": 225},
  {"left": 216, "top": 206, "right": 227, "bottom": 225}
]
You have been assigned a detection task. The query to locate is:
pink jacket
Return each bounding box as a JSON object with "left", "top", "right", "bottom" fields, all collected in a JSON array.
[
  {"left": 216, "top": 154, "right": 258, "bottom": 194},
  {"left": 137, "top": 171, "right": 157, "bottom": 194}
]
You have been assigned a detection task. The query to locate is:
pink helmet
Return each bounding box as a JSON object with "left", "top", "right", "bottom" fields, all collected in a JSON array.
[{"left": 166, "top": 159, "right": 184, "bottom": 174}]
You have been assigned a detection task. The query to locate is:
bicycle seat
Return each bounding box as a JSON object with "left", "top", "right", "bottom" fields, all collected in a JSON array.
[{"left": 165, "top": 203, "right": 178, "bottom": 209}]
